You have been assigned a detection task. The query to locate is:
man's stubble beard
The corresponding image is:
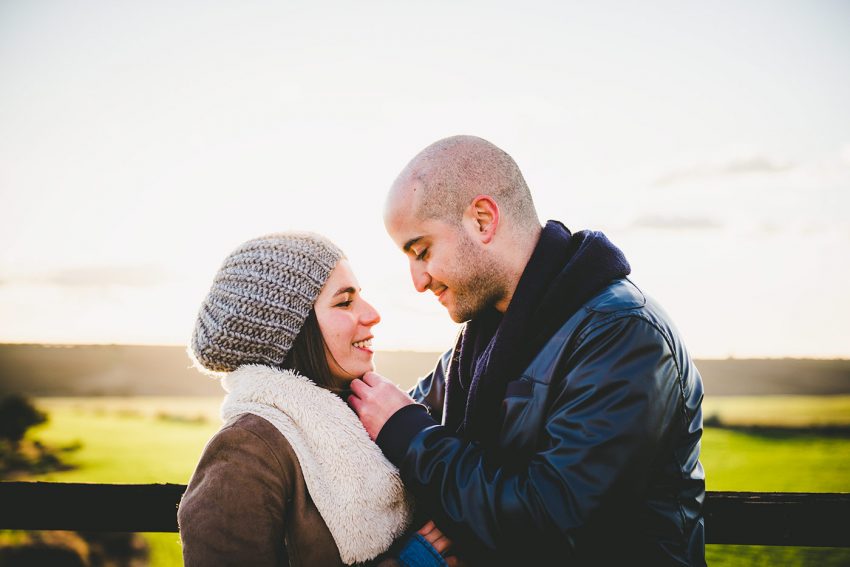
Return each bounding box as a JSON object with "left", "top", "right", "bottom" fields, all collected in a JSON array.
[{"left": 447, "top": 232, "right": 509, "bottom": 324}]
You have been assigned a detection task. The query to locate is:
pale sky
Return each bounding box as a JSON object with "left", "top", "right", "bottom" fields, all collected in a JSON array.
[{"left": 1, "top": 0, "right": 849, "bottom": 358}]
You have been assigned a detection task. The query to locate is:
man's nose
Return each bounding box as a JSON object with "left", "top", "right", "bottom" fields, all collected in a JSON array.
[{"left": 410, "top": 261, "right": 430, "bottom": 293}]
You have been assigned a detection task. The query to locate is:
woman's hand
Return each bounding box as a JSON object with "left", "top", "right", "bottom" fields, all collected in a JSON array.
[{"left": 418, "top": 520, "right": 467, "bottom": 566}]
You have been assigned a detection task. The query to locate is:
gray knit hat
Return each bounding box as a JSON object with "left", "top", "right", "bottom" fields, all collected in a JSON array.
[{"left": 190, "top": 232, "right": 344, "bottom": 373}]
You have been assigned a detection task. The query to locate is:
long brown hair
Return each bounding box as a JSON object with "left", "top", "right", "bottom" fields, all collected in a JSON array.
[{"left": 278, "top": 309, "right": 351, "bottom": 397}]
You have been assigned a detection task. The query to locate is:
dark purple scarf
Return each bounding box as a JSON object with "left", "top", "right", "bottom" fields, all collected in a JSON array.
[{"left": 442, "top": 220, "right": 631, "bottom": 443}]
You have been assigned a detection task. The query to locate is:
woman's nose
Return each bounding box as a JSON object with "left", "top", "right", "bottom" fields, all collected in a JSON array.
[{"left": 360, "top": 299, "right": 381, "bottom": 326}]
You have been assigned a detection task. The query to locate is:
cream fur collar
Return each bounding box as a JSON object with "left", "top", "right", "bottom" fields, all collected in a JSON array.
[{"left": 220, "top": 365, "right": 413, "bottom": 564}]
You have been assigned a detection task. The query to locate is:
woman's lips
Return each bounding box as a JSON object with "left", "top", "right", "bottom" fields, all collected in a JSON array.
[{"left": 352, "top": 338, "right": 373, "bottom": 354}]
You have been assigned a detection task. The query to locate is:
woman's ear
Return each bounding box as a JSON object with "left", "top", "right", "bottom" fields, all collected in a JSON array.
[{"left": 465, "top": 195, "right": 500, "bottom": 244}]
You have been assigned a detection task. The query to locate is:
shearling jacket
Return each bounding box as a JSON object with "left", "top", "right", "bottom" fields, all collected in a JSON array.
[
  {"left": 179, "top": 412, "right": 346, "bottom": 566},
  {"left": 379, "top": 279, "right": 706, "bottom": 566},
  {"left": 179, "top": 413, "right": 424, "bottom": 567},
  {"left": 179, "top": 362, "right": 427, "bottom": 567}
]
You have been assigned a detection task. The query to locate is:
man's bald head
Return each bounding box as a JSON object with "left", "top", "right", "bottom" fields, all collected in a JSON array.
[{"left": 388, "top": 135, "right": 539, "bottom": 229}]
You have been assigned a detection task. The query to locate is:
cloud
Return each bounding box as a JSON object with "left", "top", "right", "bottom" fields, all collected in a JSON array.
[
  {"left": 655, "top": 156, "right": 794, "bottom": 187},
  {"left": 758, "top": 222, "right": 782, "bottom": 236},
  {"left": 0, "top": 265, "right": 170, "bottom": 288},
  {"left": 631, "top": 214, "right": 724, "bottom": 231}
]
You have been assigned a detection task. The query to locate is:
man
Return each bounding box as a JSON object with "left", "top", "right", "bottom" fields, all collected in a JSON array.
[{"left": 349, "top": 135, "right": 705, "bottom": 566}]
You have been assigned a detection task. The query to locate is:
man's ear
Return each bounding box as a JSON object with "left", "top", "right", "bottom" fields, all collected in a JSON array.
[{"left": 465, "top": 195, "right": 499, "bottom": 244}]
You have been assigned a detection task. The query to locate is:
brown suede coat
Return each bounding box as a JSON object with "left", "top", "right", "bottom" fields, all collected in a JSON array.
[{"left": 178, "top": 413, "right": 402, "bottom": 567}]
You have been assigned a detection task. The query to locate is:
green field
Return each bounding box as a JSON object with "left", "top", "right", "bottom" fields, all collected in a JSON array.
[
  {"left": 9, "top": 396, "right": 850, "bottom": 566},
  {"left": 703, "top": 395, "right": 850, "bottom": 427}
]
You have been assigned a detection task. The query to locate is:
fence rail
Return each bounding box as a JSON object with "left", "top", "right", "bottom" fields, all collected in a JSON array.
[{"left": 1, "top": 483, "right": 848, "bottom": 547}]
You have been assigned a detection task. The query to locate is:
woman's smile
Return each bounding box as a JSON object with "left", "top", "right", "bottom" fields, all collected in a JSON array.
[{"left": 315, "top": 259, "right": 381, "bottom": 381}]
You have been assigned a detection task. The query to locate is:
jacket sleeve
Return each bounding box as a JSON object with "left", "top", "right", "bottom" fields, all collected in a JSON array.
[
  {"left": 378, "top": 316, "right": 685, "bottom": 562},
  {"left": 375, "top": 533, "right": 450, "bottom": 567},
  {"left": 407, "top": 349, "right": 452, "bottom": 423},
  {"left": 178, "top": 422, "right": 290, "bottom": 567}
]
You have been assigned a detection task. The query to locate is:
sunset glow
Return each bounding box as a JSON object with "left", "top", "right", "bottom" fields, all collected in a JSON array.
[{"left": 1, "top": 1, "right": 849, "bottom": 358}]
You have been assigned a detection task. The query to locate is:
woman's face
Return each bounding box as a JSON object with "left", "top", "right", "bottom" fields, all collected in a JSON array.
[{"left": 314, "top": 259, "right": 381, "bottom": 383}]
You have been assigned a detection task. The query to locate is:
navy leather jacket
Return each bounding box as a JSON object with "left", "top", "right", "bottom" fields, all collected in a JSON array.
[{"left": 378, "top": 279, "right": 705, "bottom": 566}]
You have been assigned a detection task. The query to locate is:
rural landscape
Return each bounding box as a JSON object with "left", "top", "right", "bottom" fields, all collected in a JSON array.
[{"left": 2, "top": 344, "right": 850, "bottom": 566}]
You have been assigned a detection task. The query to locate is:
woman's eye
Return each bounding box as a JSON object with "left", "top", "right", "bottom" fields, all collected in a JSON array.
[
  {"left": 336, "top": 300, "right": 353, "bottom": 308},
  {"left": 416, "top": 249, "right": 428, "bottom": 261}
]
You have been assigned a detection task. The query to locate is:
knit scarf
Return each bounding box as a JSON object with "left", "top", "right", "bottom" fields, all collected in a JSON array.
[
  {"left": 443, "top": 221, "right": 632, "bottom": 444},
  {"left": 220, "top": 365, "right": 413, "bottom": 565}
]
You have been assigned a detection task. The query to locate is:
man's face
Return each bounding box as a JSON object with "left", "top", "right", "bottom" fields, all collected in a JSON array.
[{"left": 384, "top": 194, "right": 505, "bottom": 323}]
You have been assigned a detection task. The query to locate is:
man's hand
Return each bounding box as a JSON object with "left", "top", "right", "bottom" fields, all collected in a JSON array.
[{"left": 348, "top": 371, "right": 415, "bottom": 440}]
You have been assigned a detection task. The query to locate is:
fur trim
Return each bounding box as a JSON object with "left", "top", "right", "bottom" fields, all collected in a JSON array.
[{"left": 220, "top": 365, "right": 413, "bottom": 564}]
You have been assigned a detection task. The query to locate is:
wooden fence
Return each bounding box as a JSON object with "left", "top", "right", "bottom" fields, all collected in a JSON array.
[{"left": 0, "top": 483, "right": 848, "bottom": 547}]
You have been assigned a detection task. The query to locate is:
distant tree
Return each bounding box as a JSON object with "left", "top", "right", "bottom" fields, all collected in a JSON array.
[{"left": 0, "top": 394, "right": 47, "bottom": 445}]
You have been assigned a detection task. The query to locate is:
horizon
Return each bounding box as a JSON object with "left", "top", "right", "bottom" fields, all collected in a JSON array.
[
  {"left": 2, "top": 341, "right": 847, "bottom": 362},
  {"left": 2, "top": 1, "right": 848, "bottom": 358}
]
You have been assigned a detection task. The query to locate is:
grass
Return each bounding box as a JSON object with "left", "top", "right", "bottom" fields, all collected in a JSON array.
[
  {"left": 703, "top": 427, "right": 850, "bottom": 492},
  {"left": 21, "top": 399, "right": 220, "bottom": 566},
  {"left": 26, "top": 398, "right": 219, "bottom": 483},
  {"left": 701, "top": 426, "right": 850, "bottom": 566},
  {"left": 703, "top": 395, "right": 850, "bottom": 427},
  {"left": 5, "top": 395, "right": 849, "bottom": 566}
]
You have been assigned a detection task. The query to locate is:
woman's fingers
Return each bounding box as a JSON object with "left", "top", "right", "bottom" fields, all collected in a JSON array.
[
  {"left": 417, "top": 520, "right": 436, "bottom": 537},
  {"left": 418, "top": 521, "right": 453, "bottom": 555},
  {"left": 428, "top": 534, "right": 452, "bottom": 555},
  {"left": 416, "top": 519, "right": 459, "bottom": 558}
]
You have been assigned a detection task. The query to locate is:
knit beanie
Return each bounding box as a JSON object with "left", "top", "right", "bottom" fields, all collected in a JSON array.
[{"left": 190, "top": 232, "right": 344, "bottom": 373}]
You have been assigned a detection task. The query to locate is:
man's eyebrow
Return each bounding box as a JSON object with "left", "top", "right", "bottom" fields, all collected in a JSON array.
[
  {"left": 402, "top": 236, "right": 423, "bottom": 253},
  {"left": 333, "top": 286, "right": 357, "bottom": 296}
]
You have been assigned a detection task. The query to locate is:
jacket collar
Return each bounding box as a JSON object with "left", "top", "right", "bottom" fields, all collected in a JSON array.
[
  {"left": 447, "top": 221, "right": 631, "bottom": 442},
  {"left": 220, "top": 365, "right": 413, "bottom": 564}
]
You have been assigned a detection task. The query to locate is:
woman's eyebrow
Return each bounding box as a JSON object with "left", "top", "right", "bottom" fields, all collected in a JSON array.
[{"left": 333, "top": 286, "right": 357, "bottom": 296}]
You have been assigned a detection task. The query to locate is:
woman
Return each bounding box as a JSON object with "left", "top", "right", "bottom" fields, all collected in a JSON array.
[{"left": 178, "top": 232, "right": 452, "bottom": 566}]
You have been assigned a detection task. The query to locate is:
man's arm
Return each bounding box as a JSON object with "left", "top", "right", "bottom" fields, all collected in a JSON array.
[
  {"left": 407, "top": 349, "right": 452, "bottom": 422},
  {"left": 353, "top": 316, "right": 684, "bottom": 562},
  {"left": 351, "top": 348, "right": 453, "bottom": 440}
]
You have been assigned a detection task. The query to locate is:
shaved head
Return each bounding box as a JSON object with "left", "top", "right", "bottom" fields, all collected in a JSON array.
[
  {"left": 388, "top": 135, "right": 539, "bottom": 228},
  {"left": 384, "top": 135, "right": 544, "bottom": 318}
]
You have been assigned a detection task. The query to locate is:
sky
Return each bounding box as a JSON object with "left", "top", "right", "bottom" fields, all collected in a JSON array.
[{"left": 1, "top": 0, "right": 849, "bottom": 358}]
